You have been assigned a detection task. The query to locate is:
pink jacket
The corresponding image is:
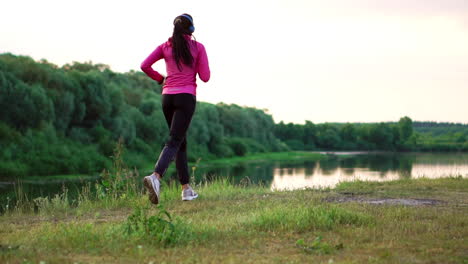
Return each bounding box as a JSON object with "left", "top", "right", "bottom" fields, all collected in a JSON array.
[{"left": 141, "top": 35, "right": 210, "bottom": 95}]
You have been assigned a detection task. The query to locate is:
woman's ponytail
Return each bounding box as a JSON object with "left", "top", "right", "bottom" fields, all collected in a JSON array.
[{"left": 171, "top": 14, "right": 195, "bottom": 71}]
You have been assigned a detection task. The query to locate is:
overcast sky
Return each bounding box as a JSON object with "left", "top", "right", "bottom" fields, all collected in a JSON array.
[{"left": 1, "top": 0, "right": 467, "bottom": 124}]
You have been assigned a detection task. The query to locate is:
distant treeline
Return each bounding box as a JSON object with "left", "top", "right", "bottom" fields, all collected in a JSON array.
[
  {"left": 275, "top": 120, "right": 468, "bottom": 152},
  {"left": 0, "top": 53, "right": 466, "bottom": 177}
]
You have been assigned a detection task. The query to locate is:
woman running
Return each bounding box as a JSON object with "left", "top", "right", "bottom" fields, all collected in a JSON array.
[{"left": 140, "top": 13, "right": 210, "bottom": 204}]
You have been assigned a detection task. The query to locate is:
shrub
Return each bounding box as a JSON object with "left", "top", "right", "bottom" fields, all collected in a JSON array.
[
  {"left": 285, "top": 139, "right": 304, "bottom": 150},
  {"left": 0, "top": 161, "right": 28, "bottom": 177},
  {"left": 0, "top": 122, "right": 20, "bottom": 142},
  {"left": 226, "top": 137, "right": 248, "bottom": 156}
]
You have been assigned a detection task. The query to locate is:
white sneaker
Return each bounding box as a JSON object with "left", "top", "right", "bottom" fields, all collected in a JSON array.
[
  {"left": 143, "top": 174, "right": 160, "bottom": 204},
  {"left": 182, "top": 187, "right": 198, "bottom": 201}
]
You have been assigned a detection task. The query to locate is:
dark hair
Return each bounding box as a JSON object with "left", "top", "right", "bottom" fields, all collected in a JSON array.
[{"left": 172, "top": 14, "right": 195, "bottom": 71}]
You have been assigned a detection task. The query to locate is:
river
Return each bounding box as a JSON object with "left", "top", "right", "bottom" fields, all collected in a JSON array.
[
  {"left": 1, "top": 152, "right": 467, "bottom": 208},
  {"left": 193, "top": 152, "right": 468, "bottom": 190}
]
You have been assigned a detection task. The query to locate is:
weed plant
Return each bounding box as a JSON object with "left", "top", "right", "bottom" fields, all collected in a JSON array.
[
  {"left": 99, "top": 137, "right": 142, "bottom": 200},
  {"left": 296, "top": 236, "right": 344, "bottom": 255},
  {"left": 124, "top": 204, "right": 193, "bottom": 246}
]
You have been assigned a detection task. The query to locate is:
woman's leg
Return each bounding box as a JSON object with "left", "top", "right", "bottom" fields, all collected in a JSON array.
[
  {"left": 154, "top": 94, "right": 196, "bottom": 178},
  {"left": 152, "top": 94, "right": 174, "bottom": 180},
  {"left": 159, "top": 96, "right": 190, "bottom": 186},
  {"left": 175, "top": 138, "right": 190, "bottom": 187},
  {"left": 143, "top": 95, "right": 175, "bottom": 205}
]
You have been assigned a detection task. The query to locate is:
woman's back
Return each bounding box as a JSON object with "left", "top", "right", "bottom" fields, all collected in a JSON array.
[{"left": 140, "top": 34, "right": 210, "bottom": 96}]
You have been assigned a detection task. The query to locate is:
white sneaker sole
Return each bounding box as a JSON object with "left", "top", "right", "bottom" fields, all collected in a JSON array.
[
  {"left": 143, "top": 176, "right": 159, "bottom": 204},
  {"left": 182, "top": 194, "right": 198, "bottom": 201}
]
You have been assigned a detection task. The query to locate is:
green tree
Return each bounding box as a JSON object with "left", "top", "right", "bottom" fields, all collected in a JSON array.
[
  {"left": 398, "top": 116, "right": 413, "bottom": 142},
  {"left": 303, "top": 121, "right": 317, "bottom": 150},
  {"left": 368, "top": 123, "right": 394, "bottom": 150},
  {"left": 316, "top": 124, "right": 341, "bottom": 149},
  {"left": 339, "top": 123, "right": 358, "bottom": 149}
]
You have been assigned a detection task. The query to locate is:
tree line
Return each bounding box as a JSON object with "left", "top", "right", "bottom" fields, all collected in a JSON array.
[
  {"left": 0, "top": 53, "right": 466, "bottom": 177},
  {"left": 275, "top": 119, "right": 467, "bottom": 152}
]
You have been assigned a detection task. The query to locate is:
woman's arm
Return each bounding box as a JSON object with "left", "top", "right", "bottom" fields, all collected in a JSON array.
[
  {"left": 140, "top": 45, "right": 165, "bottom": 84},
  {"left": 197, "top": 43, "right": 210, "bottom": 82}
]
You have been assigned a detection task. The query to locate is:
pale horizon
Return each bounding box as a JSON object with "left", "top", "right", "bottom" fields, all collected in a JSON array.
[{"left": 1, "top": 0, "right": 467, "bottom": 124}]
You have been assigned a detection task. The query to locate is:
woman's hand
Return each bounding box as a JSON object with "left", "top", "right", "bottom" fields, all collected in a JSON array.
[{"left": 159, "top": 75, "right": 166, "bottom": 86}]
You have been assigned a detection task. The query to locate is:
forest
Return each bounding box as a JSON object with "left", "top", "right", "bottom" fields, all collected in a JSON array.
[
  {"left": 1, "top": 53, "right": 467, "bottom": 177},
  {"left": 275, "top": 120, "right": 468, "bottom": 152}
]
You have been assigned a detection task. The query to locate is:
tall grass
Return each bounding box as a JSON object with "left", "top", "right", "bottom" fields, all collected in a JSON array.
[
  {"left": 2, "top": 139, "right": 143, "bottom": 215},
  {"left": 10, "top": 180, "right": 34, "bottom": 213},
  {"left": 98, "top": 137, "right": 142, "bottom": 200},
  {"left": 33, "top": 185, "right": 70, "bottom": 215}
]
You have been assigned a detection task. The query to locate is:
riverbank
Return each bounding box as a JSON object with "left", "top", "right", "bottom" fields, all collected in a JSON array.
[
  {"left": 195, "top": 151, "right": 326, "bottom": 166},
  {"left": 1, "top": 177, "right": 466, "bottom": 263}
]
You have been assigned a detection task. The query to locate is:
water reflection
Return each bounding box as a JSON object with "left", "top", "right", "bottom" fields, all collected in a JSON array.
[
  {"left": 158, "top": 152, "right": 468, "bottom": 190},
  {"left": 270, "top": 153, "right": 468, "bottom": 190}
]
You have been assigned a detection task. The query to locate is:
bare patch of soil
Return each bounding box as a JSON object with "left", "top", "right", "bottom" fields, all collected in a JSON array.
[{"left": 325, "top": 196, "right": 445, "bottom": 206}]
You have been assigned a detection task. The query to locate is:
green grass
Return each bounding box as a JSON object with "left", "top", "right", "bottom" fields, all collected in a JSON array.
[
  {"left": 334, "top": 176, "right": 468, "bottom": 203},
  {"left": 196, "top": 151, "right": 326, "bottom": 166},
  {"left": 1, "top": 177, "right": 467, "bottom": 264}
]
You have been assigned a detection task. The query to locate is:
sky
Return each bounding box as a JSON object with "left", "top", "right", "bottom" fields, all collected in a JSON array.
[{"left": 1, "top": 0, "right": 467, "bottom": 124}]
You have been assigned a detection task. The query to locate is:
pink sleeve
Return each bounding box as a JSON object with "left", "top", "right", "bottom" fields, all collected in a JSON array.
[
  {"left": 140, "top": 45, "right": 165, "bottom": 84},
  {"left": 197, "top": 43, "right": 210, "bottom": 82}
]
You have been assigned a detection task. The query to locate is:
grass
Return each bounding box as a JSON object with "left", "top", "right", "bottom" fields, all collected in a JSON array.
[
  {"left": 1, "top": 145, "right": 466, "bottom": 263},
  {"left": 333, "top": 176, "right": 468, "bottom": 203},
  {"left": 0, "top": 177, "right": 467, "bottom": 264}
]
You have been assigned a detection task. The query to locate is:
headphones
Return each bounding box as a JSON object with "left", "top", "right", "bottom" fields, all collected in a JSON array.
[{"left": 175, "top": 14, "right": 195, "bottom": 33}]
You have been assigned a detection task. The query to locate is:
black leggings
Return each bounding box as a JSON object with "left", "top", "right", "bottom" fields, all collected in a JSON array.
[{"left": 154, "top": 93, "right": 196, "bottom": 185}]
